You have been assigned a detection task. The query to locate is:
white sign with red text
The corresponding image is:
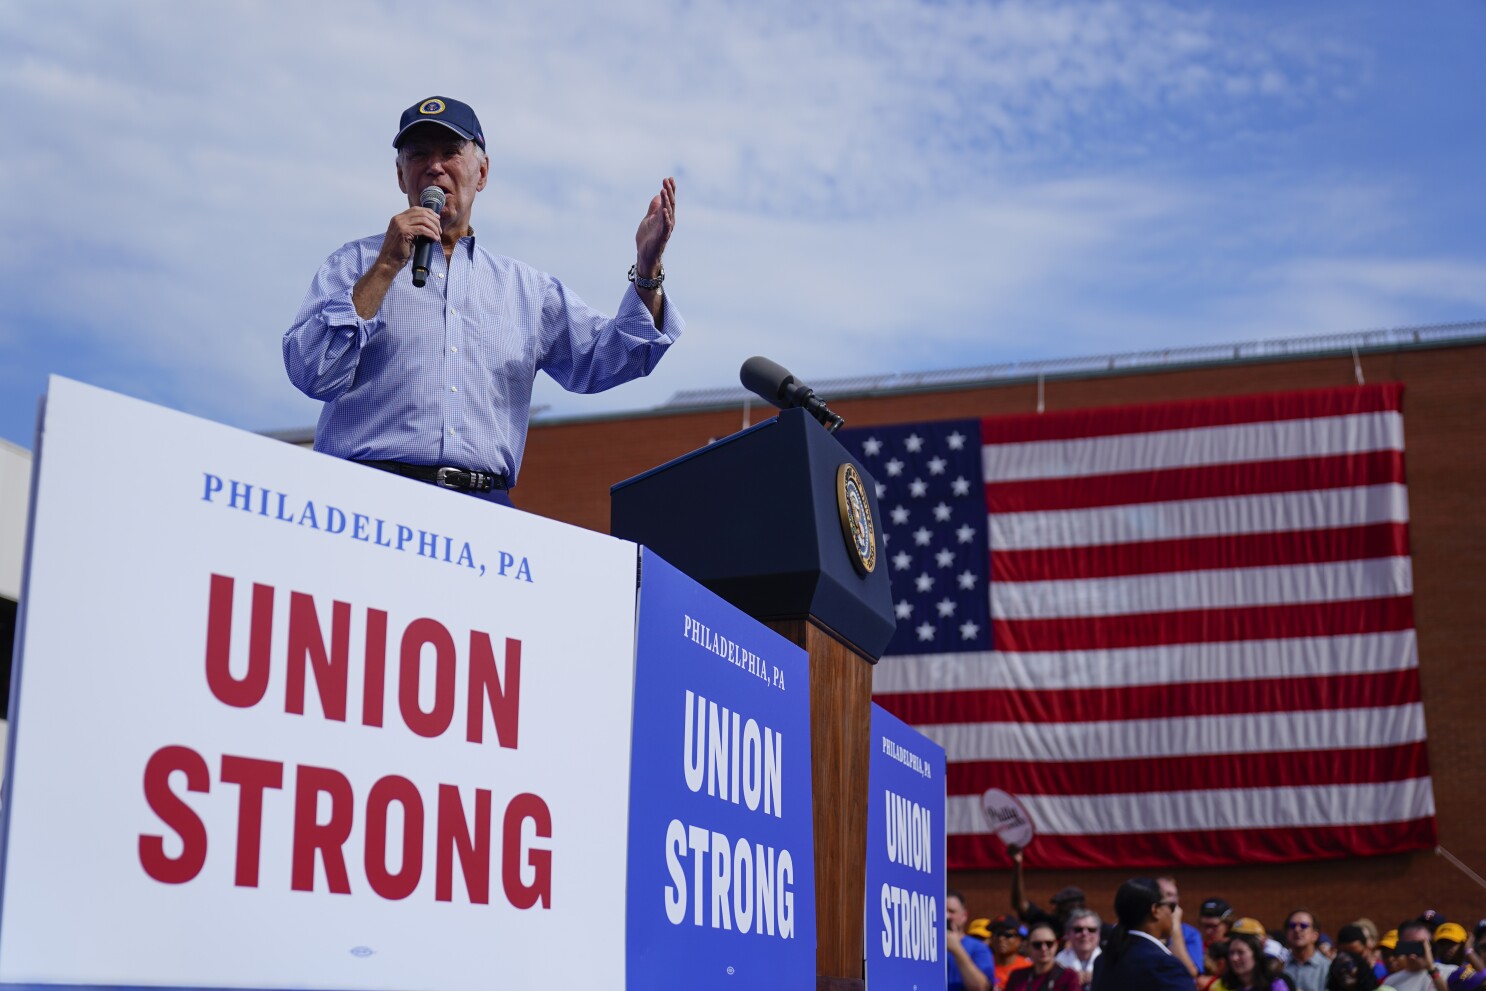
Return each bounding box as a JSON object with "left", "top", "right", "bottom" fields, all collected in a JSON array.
[{"left": 0, "top": 377, "right": 640, "bottom": 990}]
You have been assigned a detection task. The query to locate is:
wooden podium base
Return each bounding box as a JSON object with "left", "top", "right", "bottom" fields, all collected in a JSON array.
[
  {"left": 766, "top": 617, "right": 872, "bottom": 991},
  {"left": 816, "top": 978, "right": 867, "bottom": 991}
]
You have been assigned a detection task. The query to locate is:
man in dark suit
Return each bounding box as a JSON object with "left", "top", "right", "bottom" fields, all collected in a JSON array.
[{"left": 1091, "top": 878, "right": 1195, "bottom": 991}]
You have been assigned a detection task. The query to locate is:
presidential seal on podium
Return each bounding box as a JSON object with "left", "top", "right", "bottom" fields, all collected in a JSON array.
[{"left": 836, "top": 462, "right": 877, "bottom": 576}]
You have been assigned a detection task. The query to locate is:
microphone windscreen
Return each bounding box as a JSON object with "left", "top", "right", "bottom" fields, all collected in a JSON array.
[
  {"left": 420, "top": 186, "right": 446, "bottom": 212},
  {"left": 740, "top": 356, "right": 794, "bottom": 406}
]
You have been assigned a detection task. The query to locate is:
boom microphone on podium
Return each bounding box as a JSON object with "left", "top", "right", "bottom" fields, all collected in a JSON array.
[
  {"left": 411, "top": 186, "right": 446, "bottom": 287},
  {"left": 740, "top": 356, "right": 846, "bottom": 433}
]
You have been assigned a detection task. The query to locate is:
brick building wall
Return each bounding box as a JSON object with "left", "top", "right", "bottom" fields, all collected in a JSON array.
[{"left": 516, "top": 341, "right": 1486, "bottom": 936}]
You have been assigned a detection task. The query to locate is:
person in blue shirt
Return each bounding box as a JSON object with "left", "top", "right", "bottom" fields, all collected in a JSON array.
[
  {"left": 1158, "top": 875, "right": 1204, "bottom": 978},
  {"left": 948, "top": 890, "right": 996, "bottom": 991},
  {"left": 284, "top": 96, "right": 682, "bottom": 505}
]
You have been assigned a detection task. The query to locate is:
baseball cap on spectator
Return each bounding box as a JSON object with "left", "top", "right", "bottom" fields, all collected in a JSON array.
[
  {"left": 1337, "top": 924, "right": 1368, "bottom": 945},
  {"left": 1230, "top": 918, "right": 1267, "bottom": 939},
  {"left": 1379, "top": 930, "right": 1399, "bottom": 951},
  {"left": 1051, "top": 886, "right": 1086, "bottom": 906},
  {"left": 1435, "top": 923, "right": 1468, "bottom": 943},
  {"left": 966, "top": 918, "right": 992, "bottom": 940},
  {"left": 1200, "top": 898, "right": 1234, "bottom": 919},
  {"left": 990, "top": 914, "right": 1026, "bottom": 936},
  {"left": 1421, "top": 909, "right": 1445, "bottom": 932},
  {"left": 1476, "top": 919, "right": 1486, "bottom": 940}
]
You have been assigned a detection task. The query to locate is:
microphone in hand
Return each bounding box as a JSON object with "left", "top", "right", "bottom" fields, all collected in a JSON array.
[{"left": 412, "top": 186, "right": 446, "bottom": 287}]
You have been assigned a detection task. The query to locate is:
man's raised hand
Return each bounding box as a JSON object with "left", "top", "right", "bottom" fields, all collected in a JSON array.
[{"left": 634, "top": 177, "right": 676, "bottom": 278}]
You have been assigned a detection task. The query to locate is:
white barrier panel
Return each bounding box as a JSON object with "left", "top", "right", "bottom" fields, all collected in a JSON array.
[{"left": 0, "top": 377, "right": 639, "bottom": 991}]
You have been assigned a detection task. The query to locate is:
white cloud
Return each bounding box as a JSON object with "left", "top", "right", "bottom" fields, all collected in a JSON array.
[{"left": 0, "top": 0, "right": 1473, "bottom": 442}]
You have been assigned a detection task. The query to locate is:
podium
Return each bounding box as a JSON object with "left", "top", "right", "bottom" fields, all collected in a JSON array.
[{"left": 612, "top": 408, "right": 895, "bottom": 990}]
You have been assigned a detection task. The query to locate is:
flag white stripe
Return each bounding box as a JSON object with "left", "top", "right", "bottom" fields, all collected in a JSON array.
[
  {"left": 946, "top": 777, "right": 1435, "bottom": 835},
  {"left": 983, "top": 411, "right": 1403, "bottom": 482},
  {"left": 989, "top": 557, "right": 1412, "bottom": 619},
  {"left": 919, "top": 704, "right": 1426, "bottom": 762},
  {"left": 871, "top": 631, "right": 1419, "bottom": 694},
  {"left": 989, "top": 484, "right": 1408, "bottom": 550}
]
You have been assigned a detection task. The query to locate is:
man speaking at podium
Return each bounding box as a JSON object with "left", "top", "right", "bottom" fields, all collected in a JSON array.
[{"left": 284, "top": 96, "right": 682, "bottom": 505}]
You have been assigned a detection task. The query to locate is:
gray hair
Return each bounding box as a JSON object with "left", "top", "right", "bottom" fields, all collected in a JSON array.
[{"left": 1066, "top": 908, "right": 1103, "bottom": 929}]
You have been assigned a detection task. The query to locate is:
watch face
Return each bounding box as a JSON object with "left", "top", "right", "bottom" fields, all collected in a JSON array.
[{"left": 836, "top": 462, "right": 877, "bottom": 575}]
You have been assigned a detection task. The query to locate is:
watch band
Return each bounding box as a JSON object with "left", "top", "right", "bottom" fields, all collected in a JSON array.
[{"left": 628, "top": 264, "right": 664, "bottom": 290}]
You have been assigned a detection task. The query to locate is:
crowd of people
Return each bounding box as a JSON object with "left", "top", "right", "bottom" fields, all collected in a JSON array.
[{"left": 945, "top": 856, "right": 1484, "bottom": 991}]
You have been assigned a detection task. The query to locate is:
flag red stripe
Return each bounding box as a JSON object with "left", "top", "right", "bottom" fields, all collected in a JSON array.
[
  {"left": 876, "top": 668, "right": 1420, "bottom": 726},
  {"left": 948, "top": 815, "right": 1437, "bottom": 870},
  {"left": 990, "top": 522, "right": 1411, "bottom": 581},
  {"left": 985, "top": 451, "right": 1404, "bottom": 513},
  {"left": 936, "top": 741, "right": 1431, "bottom": 797},
  {"left": 871, "top": 385, "right": 1433, "bottom": 870},
  {"left": 992, "top": 596, "right": 1415, "bottom": 652},
  {"left": 981, "top": 383, "right": 1403, "bottom": 444}
]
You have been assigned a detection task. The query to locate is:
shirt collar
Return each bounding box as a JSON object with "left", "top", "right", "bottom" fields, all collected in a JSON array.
[{"left": 1131, "top": 930, "right": 1173, "bottom": 955}]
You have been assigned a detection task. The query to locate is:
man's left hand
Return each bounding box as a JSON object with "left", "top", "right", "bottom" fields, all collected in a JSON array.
[{"left": 635, "top": 176, "right": 676, "bottom": 278}]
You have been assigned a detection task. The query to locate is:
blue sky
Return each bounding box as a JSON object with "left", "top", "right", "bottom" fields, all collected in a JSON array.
[{"left": 1, "top": 0, "right": 1481, "bottom": 448}]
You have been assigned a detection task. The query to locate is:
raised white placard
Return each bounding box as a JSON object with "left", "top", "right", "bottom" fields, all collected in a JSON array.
[{"left": 980, "top": 787, "right": 1036, "bottom": 850}]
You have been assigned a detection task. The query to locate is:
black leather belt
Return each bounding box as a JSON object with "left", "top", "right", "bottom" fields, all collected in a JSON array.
[{"left": 356, "top": 460, "right": 508, "bottom": 493}]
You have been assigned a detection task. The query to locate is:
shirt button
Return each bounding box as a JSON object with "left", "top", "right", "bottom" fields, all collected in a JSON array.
[
  {"left": 448, "top": 427, "right": 456, "bottom": 436},
  {"left": 450, "top": 385, "right": 457, "bottom": 393},
  {"left": 437, "top": 273, "right": 445, "bottom": 280},
  {"left": 450, "top": 346, "right": 457, "bottom": 353}
]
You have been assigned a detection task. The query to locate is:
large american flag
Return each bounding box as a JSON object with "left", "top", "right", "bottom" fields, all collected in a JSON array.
[{"left": 845, "top": 383, "right": 1437, "bottom": 869}]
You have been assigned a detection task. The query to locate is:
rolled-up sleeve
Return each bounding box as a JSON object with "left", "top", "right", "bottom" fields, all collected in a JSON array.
[
  {"left": 283, "top": 243, "right": 383, "bottom": 401},
  {"left": 536, "top": 279, "right": 683, "bottom": 394}
]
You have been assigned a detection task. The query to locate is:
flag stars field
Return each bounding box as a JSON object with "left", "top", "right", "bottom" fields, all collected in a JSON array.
[{"left": 840, "top": 417, "right": 989, "bottom": 659}]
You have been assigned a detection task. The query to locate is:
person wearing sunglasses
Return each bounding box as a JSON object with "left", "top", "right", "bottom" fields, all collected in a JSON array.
[
  {"left": 1090, "top": 878, "right": 1193, "bottom": 991},
  {"left": 1284, "top": 910, "right": 1333, "bottom": 991},
  {"left": 1055, "top": 909, "right": 1104, "bottom": 986},
  {"left": 989, "top": 915, "right": 1035, "bottom": 987},
  {"left": 1007, "top": 923, "right": 1082, "bottom": 991}
]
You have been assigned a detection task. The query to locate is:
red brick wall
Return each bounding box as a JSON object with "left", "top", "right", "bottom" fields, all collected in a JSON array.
[{"left": 519, "top": 343, "right": 1486, "bottom": 932}]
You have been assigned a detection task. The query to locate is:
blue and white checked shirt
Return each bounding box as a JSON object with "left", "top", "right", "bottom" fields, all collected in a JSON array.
[{"left": 283, "top": 232, "right": 682, "bottom": 487}]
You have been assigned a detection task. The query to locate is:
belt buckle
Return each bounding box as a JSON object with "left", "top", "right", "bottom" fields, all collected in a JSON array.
[{"left": 435, "top": 467, "right": 462, "bottom": 490}]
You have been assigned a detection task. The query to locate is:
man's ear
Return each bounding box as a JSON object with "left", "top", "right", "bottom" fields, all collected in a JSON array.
[{"left": 475, "top": 151, "right": 489, "bottom": 193}]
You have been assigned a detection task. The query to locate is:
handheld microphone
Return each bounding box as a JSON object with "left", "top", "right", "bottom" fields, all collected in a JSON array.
[
  {"left": 411, "top": 186, "right": 446, "bottom": 287},
  {"left": 739, "top": 356, "right": 846, "bottom": 432}
]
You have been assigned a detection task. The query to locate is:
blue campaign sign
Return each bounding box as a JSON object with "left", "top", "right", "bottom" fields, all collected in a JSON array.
[
  {"left": 866, "top": 704, "right": 947, "bottom": 991},
  {"left": 627, "top": 550, "right": 816, "bottom": 991}
]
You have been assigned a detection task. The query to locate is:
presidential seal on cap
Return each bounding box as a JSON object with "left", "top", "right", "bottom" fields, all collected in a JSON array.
[
  {"left": 837, "top": 462, "right": 877, "bottom": 575},
  {"left": 393, "top": 95, "right": 486, "bottom": 150}
]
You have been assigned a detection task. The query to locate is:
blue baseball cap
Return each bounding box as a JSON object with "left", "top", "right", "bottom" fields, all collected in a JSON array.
[{"left": 393, "top": 96, "right": 485, "bottom": 150}]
